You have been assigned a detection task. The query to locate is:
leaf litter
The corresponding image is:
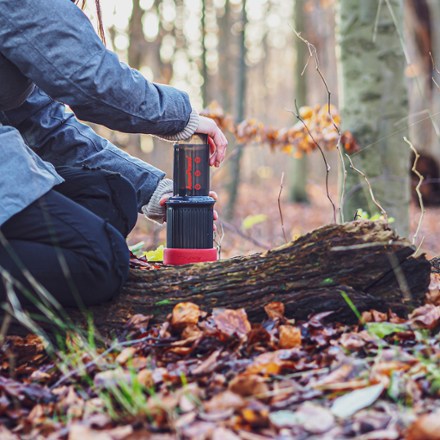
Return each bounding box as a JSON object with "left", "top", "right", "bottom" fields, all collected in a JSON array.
[{"left": 1, "top": 277, "right": 440, "bottom": 439}]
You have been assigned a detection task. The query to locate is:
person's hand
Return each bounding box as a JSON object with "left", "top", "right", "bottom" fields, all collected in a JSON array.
[
  {"left": 196, "top": 116, "right": 228, "bottom": 167},
  {"left": 159, "top": 191, "right": 219, "bottom": 227}
]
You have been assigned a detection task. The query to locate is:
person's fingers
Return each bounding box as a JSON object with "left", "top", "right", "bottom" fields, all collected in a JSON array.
[
  {"left": 196, "top": 116, "right": 228, "bottom": 167},
  {"left": 209, "top": 191, "right": 218, "bottom": 201},
  {"left": 211, "top": 129, "right": 228, "bottom": 167},
  {"left": 213, "top": 209, "right": 218, "bottom": 221},
  {"left": 208, "top": 137, "right": 216, "bottom": 166}
]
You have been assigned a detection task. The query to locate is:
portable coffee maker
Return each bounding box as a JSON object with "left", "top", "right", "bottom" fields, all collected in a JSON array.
[{"left": 163, "top": 134, "right": 218, "bottom": 265}]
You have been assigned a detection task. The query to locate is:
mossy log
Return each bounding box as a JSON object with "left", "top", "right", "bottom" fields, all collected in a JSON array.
[{"left": 79, "top": 221, "right": 430, "bottom": 334}]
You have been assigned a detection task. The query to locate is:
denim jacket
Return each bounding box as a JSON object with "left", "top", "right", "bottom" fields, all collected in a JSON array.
[{"left": 0, "top": 0, "right": 196, "bottom": 226}]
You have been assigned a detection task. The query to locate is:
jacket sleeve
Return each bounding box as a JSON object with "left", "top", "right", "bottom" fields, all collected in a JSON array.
[
  {"left": 0, "top": 0, "right": 194, "bottom": 137},
  {"left": 1, "top": 87, "right": 166, "bottom": 211}
]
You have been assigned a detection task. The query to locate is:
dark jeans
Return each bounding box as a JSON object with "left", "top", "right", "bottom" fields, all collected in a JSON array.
[{"left": 0, "top": 166, "right": 138, "bottom": 307}]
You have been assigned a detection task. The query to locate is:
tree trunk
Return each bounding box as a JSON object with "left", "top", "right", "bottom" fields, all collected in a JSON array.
[
  {"left": 75, "top": 221, "right": 430, "bottom": 335},
  {"left": 336, "top": 0, "right": 410, "bottom": 236},
  {"left": 290, "top": 0, "right": 309, "bottom": 204},
  {"left": 201, "top": 0, "right": 209, "bottom": 107},
  {"left": 225, "top": 0, "right": 247, "bottom": 220}
]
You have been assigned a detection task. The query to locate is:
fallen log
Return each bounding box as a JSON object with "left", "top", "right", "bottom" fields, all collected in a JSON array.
[{"left": 78, "top": 220, "right": 430, "bottom": 334}]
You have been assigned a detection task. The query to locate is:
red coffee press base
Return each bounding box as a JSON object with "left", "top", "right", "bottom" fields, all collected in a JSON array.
[{"left": 163, "top": 248, "right": 218, "bottom": 266}]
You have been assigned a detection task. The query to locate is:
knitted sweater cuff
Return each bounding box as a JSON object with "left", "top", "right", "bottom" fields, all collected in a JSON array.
[
  {"left": 156, "top": 109, "right": 200, "bottom": 142},
  {"left": 141, "top": 178, "right": 173, "bottom": 224}
]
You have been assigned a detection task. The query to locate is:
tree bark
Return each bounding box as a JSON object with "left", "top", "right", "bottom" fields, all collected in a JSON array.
[
  {"left": 225, "top": 0, "right": 247, "bottom": 220},
  {"left": 336, "top": 0, "right": 410, "bottom": 236},
  {"left": 290, "top": 0, "right": 309, "bottom": 204},
  {"left": 78, "top": 221, "right": 430, "bottom": 335}
]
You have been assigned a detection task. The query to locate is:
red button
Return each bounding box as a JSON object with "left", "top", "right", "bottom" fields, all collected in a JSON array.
[
  {"left": 194, "top": 156, "right": 201, "bottom": 164},
  {"left": 195, "top": 170, "right": 201, "bottom": 177},
  {"left": 195, "top": 184, "right": 201, "bottom": 190}
]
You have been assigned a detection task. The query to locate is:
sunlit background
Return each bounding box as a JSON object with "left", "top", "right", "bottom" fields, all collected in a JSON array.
[{"left": 80, "top": 0, "right": 440, "bottom": 256}]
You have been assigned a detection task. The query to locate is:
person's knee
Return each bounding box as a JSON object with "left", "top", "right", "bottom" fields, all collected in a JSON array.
[
  {"left": 55, "top": 166, "right": 138, "bottom": 238},
  {"left": 82, "top": 222, "right": 130, "bottom": 306},
  {"left": 104, "top": 172, "right": 138, "bottom": 236}
]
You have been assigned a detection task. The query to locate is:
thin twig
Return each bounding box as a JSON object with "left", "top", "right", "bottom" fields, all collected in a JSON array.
[
  {"left": 404, "top": 136, "right": 425, "bottom": 246},
  {"left": 293, "top": 100, "right": 337, "bottom": 223},
  {"left": 219, "top": 221, "right": 270, "bottom": 250},
  {"left": 387, "top": 253, "right": 412, "bottom": 303},
  {"left": 0, "top": 313, "right": 11, "bottom": 348},
  {"left": 293, "top": 30, "right": 345, "bottom": 223},
  {"left": 278, "top": 172, "right": 288, "bottom": 243},
  {"left": 344, "top": 153, "right": 388, "bottom": 221}
]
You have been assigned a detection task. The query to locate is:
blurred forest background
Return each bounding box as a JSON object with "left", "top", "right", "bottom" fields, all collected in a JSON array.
[{"left": 84, "top": 0, "right": 440, "bottom": 258}]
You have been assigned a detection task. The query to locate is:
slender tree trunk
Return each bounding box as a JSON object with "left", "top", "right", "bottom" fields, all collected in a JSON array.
[
  {"left": 217, "top": 0, "right": 233, "bottom": 112},
  {"left": 337, "top": 0, "right": 410, "bottom": 236},
  {"left": 201, "top": 0, "right": 209, "bottom": 107},
  {"left": 225, "top": 0, "right": 247, "bottom": 220},
  {"left": 426, "top": 0, "right": 440, "bottom": 157},
  {"left": 290, "top": 0, "right": 309, "bottom": 204}
]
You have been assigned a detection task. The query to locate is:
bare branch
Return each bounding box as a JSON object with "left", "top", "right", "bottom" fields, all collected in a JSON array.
[
  {"left": 294, "top": 100, "right": 337, "bottom": 223},
  {"left": 219, "top": 221, "right": 271, "bottom": 250},
  {"left": 404, "top": 136, "right": 425, "bottom": 247},
  {"left": 344, "top": 153, "right": 388, "bottom": 221},
  {"left": 278, "top": 172, "right": 288, "bottom": 243},
  {"left": 293, "top": 29, "right": 346, "bottom": 223}
]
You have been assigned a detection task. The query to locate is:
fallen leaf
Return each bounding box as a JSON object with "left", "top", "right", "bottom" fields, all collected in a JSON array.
[
  {"left": 331, "top": 383, "right": 384, "bottom": 418},
  {"left": 213, "top": 308, "right": 251, "bottom": 338},
  {"left": 115, "top": 347, "right": 136, "bottom": 365},
  {"left": 0, "top": 426, "right": 19, "bottom": 440},
  {"left": 229, "top": 374, "right": 269, "bottom": 398},
  {"left": 278, "top": 325, "right": 301, "bottom": 348},
  {"left": 406, "top": 410, "right": 440, "bottom": 440},
  {"left": 204, "top": 390, "right": 246, "bottom": 412},
  {"left": 171, "top": 302, "right": 201, "bottom": 329},
  {"left": 409, "top": 304, "right": 440, "bottom": 330},
  {"left": 295, "top": 402, "right": 335, "bottom": 434},
  {"left": 137, "top": 369, "right": 154, "bottom": 388},
  {"left": 264, "top": 302, "right": 285, "bottom": 320},
  {"left": 211, "top": 427, "right": 241, "bottom": 440}
]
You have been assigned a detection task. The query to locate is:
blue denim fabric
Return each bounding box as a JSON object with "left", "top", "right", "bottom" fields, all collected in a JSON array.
[{"left": 0, "top": 0, "right": 192, "bottom": 225}]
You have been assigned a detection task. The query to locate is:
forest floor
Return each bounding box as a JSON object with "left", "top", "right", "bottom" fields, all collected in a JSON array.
[{"left": 0, "top": 181, "right": 440, "bottom": 439}]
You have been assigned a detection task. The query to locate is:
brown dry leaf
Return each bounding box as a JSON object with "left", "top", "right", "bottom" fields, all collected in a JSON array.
[
  {"left": 239, "top": 405, "right": 270, "bottom": 428},
  {"left": 211, "top": 427, "right": 241, "bottom": 440},
  {"left": 182, "top": 421, "right": 215, "bottom": 439},
  {"left": 361, "top": 310, "right": 388, "bottom": 323},
  {"left": 182, "top": 324, "right": 203, "bottom": 339},
  {"left": 204, "top": 390, "right": 246, "bottom": 413},
  {"left": 125, "top": 313, "right": 152, "bottom": 331},
  {"left": 68, "top": 424, "right": 112, "bottom": 440},
  {"left": 115, "top": 347, "right": 136, "bottom": 365},
  {"left": 171, "top": 302, "right": 201, "bottom": 329},
  {"left": 191, "top": 349, "right": 221, "bottom": 375},
  {"left": 264, "top": 302, "right": 285, "bottom": 320},
  {"left": 312, "top": 363, "right": 354, "bottom": 388},
  {"left": 372, "top": 361, "right": 412, "bottom": 377},
  {"left": 406, "top": 410, "right": 440, "bottom": 440},
  {"left": 295, "top": 402, "right": 335, "bottom": 434},
  {"left": 245, "top": 349, "right": 298, "bottom": 376},
  {"left": 339, "top": 332, "right": 367, "bottom": 350},
  {"left": 213, "top": 308, "right": 251, "bottom": 338},
  {"left": 137, "top": 369, "right": 154, "bottom": 388},
  {"left": 409, "top": 304, "right": 440, "bottom": 329},
  {"left": 278, "top": 325, "right": 301, "bottom": 349},
  {"left": 229, "top": 374, "right": 269, "bottom": 398},
  {"left": 0, "top": 426, "right": 20, "bottom": 440}
]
